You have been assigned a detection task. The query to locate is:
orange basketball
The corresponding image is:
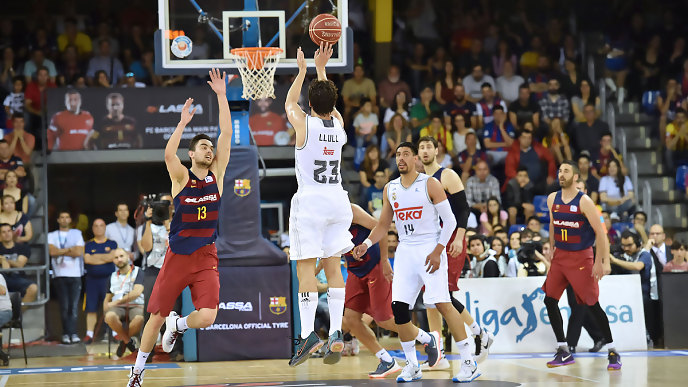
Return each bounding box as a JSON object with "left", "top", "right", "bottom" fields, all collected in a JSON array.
[{"left": 309, "top": 14, "right": 341, "bottom": 46}]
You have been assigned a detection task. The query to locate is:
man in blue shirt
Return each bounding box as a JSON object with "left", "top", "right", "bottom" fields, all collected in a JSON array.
[
  {"left": 83, "top": 218, "right": 117, "bottom": 344},
  {"left": 481, "top": 106, "right": 515, "bottom": 165}
]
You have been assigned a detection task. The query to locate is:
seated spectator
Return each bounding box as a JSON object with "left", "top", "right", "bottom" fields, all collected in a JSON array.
[
  {"left": 409, "top": 86, "right": 441, "bottom": 133},
  {"left": 475, "top": 83, "right": 508, "bottom": 128},
  {"left": 452, "top": 115, "right": 479, "bottom": 154},
  {"left": 353, "top": 98, "right": 378, "bottom": 148},
  {"left": 443, "top": 84, "right": 477, "bottom": 129},
  {"left": 664, "top": 241, "right": 688, "bottom": 272},
  {"left": 3, "top": 77, "right": 24, "bottom": 128},
  {"left": 93, "top": 70, "right": 111, "bottom": 88},
  {"left": 435, "top": 61, "right": 458, "bottom": 105},
  {"left": 527, "top": 216, "right": 549, "bottom": 239},
  {"left": 648, "top": 224, "right": 672, "bottom": 266},
  {"left": 83, "top": 219, "right": 117, "bottom": 344},
  {"left": 457, "top": 132, "right": 487, "bottom": 181},
  {"left": 57, "top": 45, "right": 86, "bottom": 87},
  {"left": 520, "top": 36, "right": 545, "bottom": 77},
  {"left": 419, "top": 114, "right": 453, "bottom": 154},
  {"left": 492, "top": 39, "right": 518, "bottom": 78},
  {"left": 571, "top": 80, "right": 601, "bottom": 122},
  {"left": 121, "top": 72, "right": 146, "bottom": 88},
  {"left": 382, "top": 91, "right": 409, "bottom": 130},
  {"left": 601, "top": 210, "right": 621, "bottom": 246},
  {"left": 367, "top": 170, "right": 387, "bottom": 218},
  {"left": 341, "top": 64, "right": 377, "bottom": 123},
  {"left": 4, "top": 114, "right": 35, "bottom": 165},
  {"left": 0, "top": 139, "right": 26, "bottom": 187},
  {"left": 405, "top": 42, "right": 430, "bottom": 96},
  {"left": 436, "top": 141, "right": 452, "bottom": 168},
  {"left": 665, "top": 108, "right": 688, "bottom": 175},
  {"left": 480, "top": 196, "right": 507, "bottom": 236},
  {"left": 577, "top": 153, "right": 600, "bottom": 203},
  {"left": 87, "top": 39, "right": 125, "bottom": 86},
  {"left": 488, "top": 236, "right": 508, "bottom": 277},
  {"left": 22, "top": 48, "right": 57, "bottom": 84},
  {"left": 528, "top": 55, "right": 553, "bottom": 101},
  {"left": 0, "top": 273, "right": 11, "bottom": 364},
  {"left": 24, "top": 66, "right": 56, "bottom": 134},
  {"left": 383, "top": 113, "right": 412, "bottom": 163},
  {"left": 463, "top": 65, "right": 495, "bottom": 103},
  {"left": 57, "top": 17, "right": 93, "bottom": 59},
  {"left": 2, "top": 170, "right": 29, "bottom": 214},
  {"left": 378, "top": 65, "right": 411, "bottom": 110},
  {"left": 0, "top": 195, "right": 31, "bottom": 243},
  {"left": 599, "top": 158, "right": 635, "bottom": 217},
  {"left": 468, "top": 235, "right": 499, "bottom": 278},
  {"left": 482, "top": 105, "right": 515, "bottom": 165},
  {"left": 541, "top": 117, "right": 572, "bottom": 165},
  {"left": 0, "top": 223, "right": 37, "bottom": 304},
  {"left": 359, "top": 145, "right": 389, "bottom": 193},
  {"left": 506, "top": 167, "right": 536, "bottom": 225},
  {"left": 459, "top": 38, "right": 491, "bottom": 77},
  {"left": 496, "top": 60, "right": 524, "bottom": 104},
  {"left": 104, "top": 248, "right": 144, "bottom": 358},
  {"left": 631, "top": 211, "right": 649, "bottom": 245},
  {"left": 559, "top": 57, "right": 585, "bottom": 99},
  {"left": 508, "top": 84, "right": 541, "bottom": 132},
  {"left": 505, "top": 127, "right": 556, "bottom": 192},
  {"left": 465, "top": 160, "right": 501, "bottom": 215},
  {"left": 538, "top": 78, "right": 570, "bottom": 127},
  {"left": 570, "top": 103, "right": 606, "bottom": 152},
  {"left": 592, "top": 132, "right": 626, "bottom": 178},
  {"left": 506, "top": 231, "right": 521, "bottom": 277}
]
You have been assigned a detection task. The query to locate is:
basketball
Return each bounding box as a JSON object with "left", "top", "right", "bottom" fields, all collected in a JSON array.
[{"left": 309, "top": 14, "right": 341, "bottom": 46}]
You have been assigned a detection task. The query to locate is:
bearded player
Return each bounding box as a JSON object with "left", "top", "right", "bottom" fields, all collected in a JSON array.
[{"left": 127, "top": 68, "right": 232, "bottom": 386}]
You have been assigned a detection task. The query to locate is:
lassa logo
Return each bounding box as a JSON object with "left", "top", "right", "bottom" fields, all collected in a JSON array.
[
  {"left": 147, "top": 104, "right": 204, "bottom": 114},
  {"left": 218, "top": 301, "right": 253, "bottom": 311}
]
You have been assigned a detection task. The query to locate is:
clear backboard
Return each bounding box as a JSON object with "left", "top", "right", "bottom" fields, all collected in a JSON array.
[{"left": 155, "top": 0, "right": 352, "bottom": 75}]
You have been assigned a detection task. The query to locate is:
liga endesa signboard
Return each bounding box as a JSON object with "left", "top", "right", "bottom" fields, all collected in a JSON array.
[
  {"left": 451, "top": 275, "right": 648, "bottom": 353},
  {"left": 45, "top": 87, "right": 219, "bottom": 150}
]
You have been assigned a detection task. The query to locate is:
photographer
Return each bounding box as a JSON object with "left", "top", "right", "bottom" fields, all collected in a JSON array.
[{"left": 516, "top": 229, "right": 550, "bottom": 276}]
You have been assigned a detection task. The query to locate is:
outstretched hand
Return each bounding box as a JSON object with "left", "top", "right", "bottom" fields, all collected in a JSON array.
[
  {"left": 314, "top": 42, "right": 333, "bottom": 69},
  {"left": 207, "top": 68, "right": 226, "bottom": 95},
  {"left": 180, "top": 98, "right": 197, "bottom": 125},
  {"left": 296, "top": 47, "right": 306, "bottom": 73}
]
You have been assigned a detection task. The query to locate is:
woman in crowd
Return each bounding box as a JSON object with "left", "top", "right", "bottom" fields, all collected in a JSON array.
[
  {"left": 382, "top": 91, "right": 409, "bottom": 130},
  {"left": 1, "top": 171, "right": 28, "bottom": 214},
  {"left": 489, "top": 236, "right": 508, "bottom": 277},
  {"left": 451, "top": 114, "right": 479, "bottom": 154},
  {"left": 506, "top": 231, "right": 522, "bottom": 277},
  {"left": 541, "top": 117, "right": 572, "bottom": 165},
  {"left": 0, "top": 195, "right": 32, "bottom": 243},
  {"left": 435, "top": 60, "right": 458, "bottom": 105},
  {"left": 383, "top": 114, "right": 412, "bottom": 165},
  {"left": 480, "top": 196, "right": 508, "bottom": 236},
  {"left": 436, "top": 141, "right": 453, "bottom": 169},
  {"left": 571, "top": 79, "right": 601, "bottom": 122},
  {"left": 599, "top": 158, "right": 635, "bottom": 218},
  {"left": 358, "top": 145, "right": 390, "bottom": 192}
]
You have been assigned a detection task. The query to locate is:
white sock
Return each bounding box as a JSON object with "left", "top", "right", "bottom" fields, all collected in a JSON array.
[
  {"left": 299, "top": 292, "right": 318, "bottom": 337},
  {"left": 176, "top": 316, "right": 188, "bottom": 331},
  {"left": 469, "top": 322, "right": 481, "bottom": 336},
  {"left": 401, "top": 340, "right": 418, "bottom": 366},
  {"left": 134, "top": 351, "right": 150, "bottom": 373},
  {"left": 376, "top": 348, "right": 393, "bottom": 363},
  {"left": 415, "top": 329, "right": 431, "bottom": 344},
  {"left": 327, "top": 288, "right": 345, "bottom": 335},
  {"left": 457, "top": 337, "right": 472, "bottom": 361},
  {"left": 557, "top": 342, "right": 568, "bottom": 350},
  {"left": 605, "top": 77, "right": 617, "bottom": 92},
  {"left": 86, "top": 330, "right": 93, "bottom": 338}
]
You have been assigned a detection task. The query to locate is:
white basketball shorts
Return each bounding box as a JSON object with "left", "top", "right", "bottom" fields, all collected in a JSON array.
[{"left": 392, "top": 239, "right": 450, "bottom": 305}]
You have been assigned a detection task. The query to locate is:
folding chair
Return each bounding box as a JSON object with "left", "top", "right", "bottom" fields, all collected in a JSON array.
[{"left": 2, "top": 292, "right": 27, "bottom": 365}]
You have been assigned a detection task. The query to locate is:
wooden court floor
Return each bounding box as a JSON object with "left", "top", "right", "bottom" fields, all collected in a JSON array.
[{"left": 2, "top": 340, "right": 687, "bottom": 386}]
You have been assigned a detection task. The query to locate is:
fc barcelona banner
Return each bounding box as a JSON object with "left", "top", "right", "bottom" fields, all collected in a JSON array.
[{"left": 45, "top": 87, "right": 218, "bottom": 150}]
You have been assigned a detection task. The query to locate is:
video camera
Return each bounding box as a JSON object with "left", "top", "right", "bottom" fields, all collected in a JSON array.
[{"left": 140, "top": 194, "right": 171, "bottom": 225}]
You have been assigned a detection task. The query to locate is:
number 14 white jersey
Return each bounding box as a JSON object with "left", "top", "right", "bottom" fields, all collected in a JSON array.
[
  {"left": 295, "top": 114, "right": 347, "bottom": 190},
  {"left": 387, "top": 173, "right": 441, "bottom": 244}
]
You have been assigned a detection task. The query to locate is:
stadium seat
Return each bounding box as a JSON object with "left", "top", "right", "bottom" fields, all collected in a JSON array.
[
  {"left": 676, "top": 165, "right": 688, "bottom": 191},
  {"left": 509, "top": 224, "right": 525, "bottom": 236},
  {"left": 641, "top": 90, "right": 661, "bottom": 114},
  {"left": 533, "top": 195, "right": 549, "bottom": 222},
  {"left": 611, "top": 222, "right": 632, "bottom": 234}
]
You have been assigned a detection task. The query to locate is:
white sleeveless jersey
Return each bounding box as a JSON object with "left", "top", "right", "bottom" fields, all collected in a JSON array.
[
  {"left": 295, "top": 114, "right": 347, "bottom": 190},
  {"left": 387, "top": 173, "right": 441, "bottom": 244}
]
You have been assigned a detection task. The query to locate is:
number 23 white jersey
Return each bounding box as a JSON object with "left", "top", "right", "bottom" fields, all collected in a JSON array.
[
  {"left": 387, "top": 173, "right": 441, "bottom": 244},
  {"left": 295, "top": 114, "right": 347, "bottom": 190}
]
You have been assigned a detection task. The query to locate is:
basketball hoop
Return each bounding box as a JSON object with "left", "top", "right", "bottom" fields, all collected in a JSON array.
[{"left": 230, "top": 47, "right": 283, "bottom": 100}]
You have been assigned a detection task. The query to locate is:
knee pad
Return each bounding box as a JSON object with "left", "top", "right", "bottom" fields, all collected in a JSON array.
[
  {"left": 450, "top": 294, "right": 465, "bottom": 313},
  {"left": 392, "top": 301, "right": 412, "bottom": 325}
]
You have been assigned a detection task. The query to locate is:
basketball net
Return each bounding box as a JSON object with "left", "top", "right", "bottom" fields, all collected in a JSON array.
[{"left": 230, "top": 47, "right": 283, "bottom": 100}]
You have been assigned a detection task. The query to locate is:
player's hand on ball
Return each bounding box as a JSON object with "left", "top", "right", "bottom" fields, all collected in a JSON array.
[
  {"left": 180, "top": 98, "right": 197, "bottom": 125},
  {"left": 296, "top": 47, "right": 307, "bottom": 73},
  {"left": 314, "top": 42, "right": 333, "bottom": 69},
  {"left": 382, "top": 259, "right": 394, "bottom": 283},
  {"left": 448, "top": 237, "right": 463, "bottom": 256},
  {"left": 425, "top": 252, "right": 441, "bottom": 273},
  {"left": 206, "top": 68, "right": 227, "bottom": 95},
  {"left": 352, "top": 244, "right": 368, "bottom": 260}
]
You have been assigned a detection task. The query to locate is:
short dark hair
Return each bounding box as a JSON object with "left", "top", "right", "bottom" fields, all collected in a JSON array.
[
  {"left": 308, "top": 80, "right": 338, "bottom": 116},
  {"left": 676, "top": 107, "right": 687, "bottom": 116},
  {"left": 517, "top": 166, "right": 529, "bottom": 174},
  {"left": 359, "top": 97, "right": 371, "bottom": 106},
  {"left": 519, "top": 83, "right": 530, "bottom": 91},
  {"left": 576, "top": 178, "right": 587, "bottom": 190},
  {"left": 387, "top": 230, "right": 399, "bottom": 240},
  {"left": 418, "top": 136, "right": 438, "bottom": 149},
  {"left": 577, "top": 153, "right": 591, "bottom": 162},
  {"left": 36, "top": 66, "right": 49, "bottom": 74},
  {"left": 58, "top": 210, "right": 71, "bottom": 217},
  {"left": 527, "top": 216, "right": 540, "bottom": 225},
  {"left": 189, "top": 133, "right": 213, "bottom": 151},
  {"left": 481, "top": 82, "right": 492, "bottom": 89},
  {"left": 621, "top": 229, "right": 641, "bottom": 247},
  {"left": 0, "top": 140, "right": 7, "bottom": 146},
  {"left": 0, "top": 223, "right": 11, "bottom": 231},
  {"left": 561, "top": 160, "right": 580, "bottom": 176},
  {"left": 493, "top": 105, "right": 504, "bottom": 113},
  {"left": 518, "top": 129, "right": 532, "bottom": 138},
  {"left": 634, "top": 211, "right": 647, "bottom": 221},
  {"left": 468, "top": 234, "right": 485, "bottom": 247},
  {"left": 584, "top": 102, "right": 597, "bottom": 110},
  {"left": 396, "top": 141, "right": 417, "bottom": 155},
  {"left": 115, "top": 202, "right": 129, "bottom": 211},
  {"left": 11, "top": 113, "right": 24, "bottom": 121}
]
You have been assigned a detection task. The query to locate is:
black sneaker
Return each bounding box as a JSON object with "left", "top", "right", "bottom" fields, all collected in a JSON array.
[
  {"left": 323, "top": 330, "right": 344, "bottom": 365},
  {"left": 289, "top": 331, "right": 323, "bottom": 367},
  {"left": 369, "top": 358, "right": 401, "bottom": 378},
  {"left": 116, "top": 340, "right": 128, "bottom": 358},
  {"left": 126, "top": 337, "right": 139, "bottom": 353},
  {"left": 607, "top": 351, "right": 622, "bottom": 370},
  {"left": 424, "top": 331, "right": 440, "bottom": 368}
]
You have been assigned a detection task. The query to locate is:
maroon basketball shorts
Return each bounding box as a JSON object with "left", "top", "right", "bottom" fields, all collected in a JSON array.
[
  {"left": 542, "top": 247, "right": 599, "bottom": 306},
  {"left": 345, "top": 263, "right": 393, "bottom": 322}
]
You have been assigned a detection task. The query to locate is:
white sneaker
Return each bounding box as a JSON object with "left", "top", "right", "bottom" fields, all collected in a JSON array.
[
  {"left": 420, "top": 357, "right": 451, "bottom": 370},
  {"left": 70, "top": 334, "right": 81, "bottom": 344},
  {"left": 474, "top": 328, "right": 494, "bottom": 363},
  {"left": 453, "top": 359, "right": 480, "bottom": 383},
  {"left": 162, "top": 311, "right": 184, "bottom": 353},
  {"left": 127, "top": 367, "right": 145, "bottom": 387},
  {"left": 350, "top": 338, "right": 360, "bottom": 355},
  {"left": 396, "top": 361, "right": 422, "bottom": 383},
  {"left": 62, "top": 334, "right": 70, "bottom": 344}
]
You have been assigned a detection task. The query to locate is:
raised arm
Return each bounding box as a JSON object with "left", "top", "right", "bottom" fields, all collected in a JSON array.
[
  {"left": 165, "top": 98, "right": 196, "bottom": 184},
  {"left": 313, "top": 43, "right": 344, "bottom": 128},
  {"left": 207, "top": 68, "right": 232, "bottom": 190},
  {"left": 285, "top": 48, "right": 308, "bottom": 147}
]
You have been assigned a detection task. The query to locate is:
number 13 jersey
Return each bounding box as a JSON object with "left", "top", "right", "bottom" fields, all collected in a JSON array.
[
  {"left": 295, "top": 115, "right": 347, "bottom": 190},
  {"left": 387, "top": 173, "right": 441, "bottom": 245}
]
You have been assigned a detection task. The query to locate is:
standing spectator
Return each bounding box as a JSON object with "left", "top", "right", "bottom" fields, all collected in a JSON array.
[
  {"left": 559, "top": 57, "right": 585, "bottom": 99},
  {"left": 377, "top": 65, "right": 410, "bottom": 110},
  {"left": 505, "top": 166, "right": 536, "bottom": 225},
  {"left": 480, "top": 197, "right": 508, "bottom": 236},
  {"left": 419, "top": 114, "right": 453, "bottom": 154},
  {"left": 24, "top": 66, "right": 56, "bottom": 137},
  {"left": 538, "top": 78, "right": 570, "bottom": 126},
  {"left": 541, "top": 118, "right": 572, "bottom": 165},
  {"left": 22, "top": 48, "right": 57, "bottom": 84},
  {"left": 341, "top": 64, "right": 377, "bottom": 122},
  {"left": 366, "top": 170, "right": 387, "bottom": 218},
  {"left": 482, "top": 105, "right": 515, "bottom": 166},
  {"left": 572, "top": 104, "right": 609, "bottom": 156},
  {"left": 452, "top": 116, "right": 479, "bottom": 154},
  {"left": 382, "top": 91, "right": 409, "bottom": 130},
  {"left": 632, "top": 35, "right": 662, "bottom": 100},
  {"left": 48, "top": 210, "right": 85, "bottom": 344},
  {"left": 57, "top": 17, "right": 93, "bottom": 59},
  {"left": 434, "top": 60, "right": 458, "bottom": 105},
  {"left": 657, "top": 79, "right": 683, "bottom": 143},
  {"left": 0, "top": 139, "right": 26, "bottom": 186},
  {"left": 475, "top": 83, "right": 507, "bottom": 128},
  {"left": 0, "top": 273, "right": 12, "bottom": 364},
  {"left": 648, "top": 224, "right": 672, "bottom": 267},
  {"left": 463, "top": 65, "right": 495, "bottom": 103},
  {"left": 4, "top": 114, "right": 35, "bottom": 164},
  {"left": 353, "top": 98, "right": 379, "bottom": 148},
  {"left": 2, "top": 170, "right": 29, "bottom": 214},
  {"left": 82, "top": 219, "right": 117, "bottom": 344},
  {"left": 459, "top": 38, "right": 491, "bottom": 77},
  {"left": 47, "top": 89, "right": 93, "bottom": 151},
  {"left": 508, "top": 84, "right": 541, "bottom": 131},
  {"left": 457, "top": 131, "right": 487, "bottom": 182},
  {"left": 465, "top": 160, "right": 501, "bottom": 214},
  {"left": 492, "top": 39, "right": 518, "bottom": 78},
  {"left": 592, "top": 132, "right": 625, "bottom": 177},
  {"left": 409, "top": 86, "right": 440, "bottom": 132},
  {"left": 106, "top": 203, "right": 136, "bottom": 260},
  {"left": 443, "top": 84, "right": 477, "bottom": 129},
  {"left": 577, "top": 153, "right": 600, "bottom": 204},
  {"left": 571, "top": 80, "right": 601, "bottom": 123},
  {"left": 599, "top": 159, "right": 635, "bottom": 217},
  {"left": 3, "top": 76, "right": 24, "bottom": 128},
  {"left": 505, "top": 128, "right": 556, "bottom": 191},
  {"left": 383, "top": 114, "right": 411, "bottom": 163},
  {"left": 664, "top": 108, "right": 688, "bottom": 174},
  {"left": 0, "top": 223, "right": 37, "bottom": 304},
  {"left": 664, "top": 241, "right": 688, "bottom": 272},
  {"left": 0, "top": 195, "right": 32, "bottom": 243},
  {"left": 87, "top": 39, "right": 125, "bottom": 86},
  {"left": 496, "top": 61, "right": 524, "bottom": 104}
]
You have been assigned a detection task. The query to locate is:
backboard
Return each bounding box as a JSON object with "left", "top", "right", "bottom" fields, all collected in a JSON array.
[{"left": 155, "top": 0, "right": 352, "bottom": 75}]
